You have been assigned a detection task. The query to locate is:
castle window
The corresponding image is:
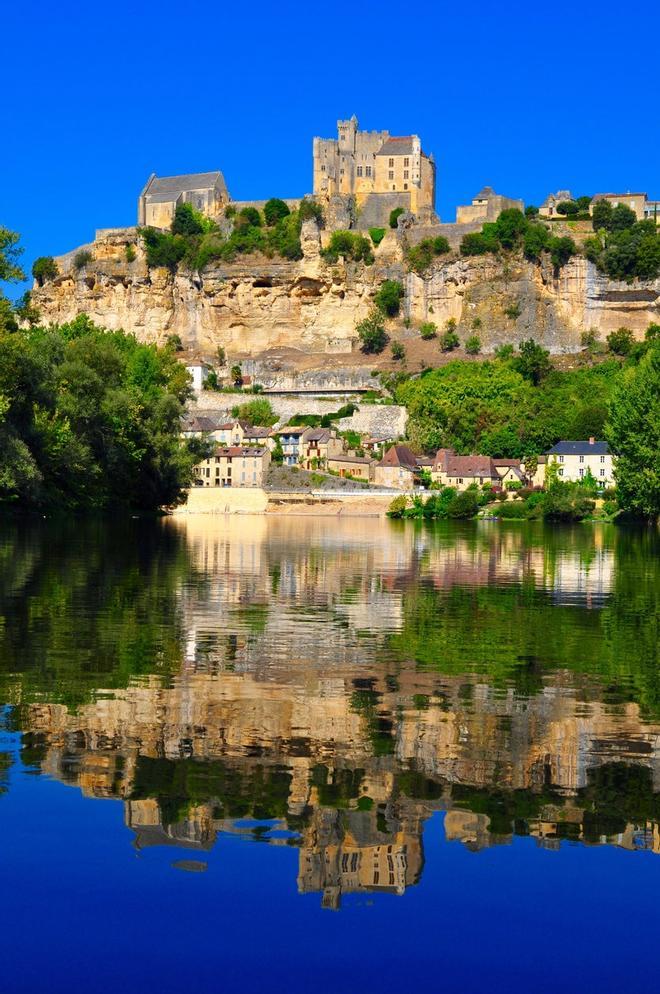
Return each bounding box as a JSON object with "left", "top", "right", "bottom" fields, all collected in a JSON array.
[
  {"left": 404, "top": 170, "right": 409, "bottom": 180},
  {"left": 357, "top": 166, "right": 363, "bottom": 177},
  {"left": 340, "top": 169, "right": 344, "bottom": 175},
  {"left": 404, "top": 157, "right": 409, "bottom": 167},
  {"left": 388, "top": 171, "right": 394, "bottom": 180},
  {"left": 388, "top": 158, "right": 394, "bottom": 167},
  {"left": 365, "top": 166, "right": 372, "bottom": 177},
  {"left": 404, "top": 183, "right": 408, "bottom": 190},
  {"left": 321, "top": 165, "right": 325, "bottom": 172},
  {"left": 392, "top": 185, "right": 395, "bottom": 191}
]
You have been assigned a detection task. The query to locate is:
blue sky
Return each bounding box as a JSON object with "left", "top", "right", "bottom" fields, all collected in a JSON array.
[{"left": 3, "top": 0, "right": 659, "bottom": 296}]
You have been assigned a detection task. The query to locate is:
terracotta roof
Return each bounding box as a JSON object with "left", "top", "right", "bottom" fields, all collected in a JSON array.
[
  {"left": 379, "top": 444, "right": 419, "bottom": 470},
  {"left": 445, "top": 454, "right": 499, "bottom": 478},
  {"left": 493, "top": 458, "right": 522, "bottom": 467}
]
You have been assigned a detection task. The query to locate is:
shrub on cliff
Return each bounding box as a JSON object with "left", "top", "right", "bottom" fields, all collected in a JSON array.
[
  {"left": 369, "top": 227, "right": 386, "bottom": 246},
  {"left": 73, "top": 250, "right": 93, "bottom": 270},
  {"left": 406, "top": 236, "right": 450, "bottom": 274},
  {"left": 356, "top": 310, "right": 387, "bottom": 353},
  {"left": 171, "top": 202, "right": 205, "bottom": 236},
  {"left": 607, "top": 327, "right": 634, "bottom": 355},
  {"left": 375, "top": 279, "right": 404, "bottom": 317},
  {"left": 322, "top": 231, "right": 374, "bottom": 265},
  {"left": 298, "top": 198, "right": 324, "bottom": 226},
  {"left": 389, "top": 208, "right": 405, "bottom": 229},
  {"left": 264, "top": 199, "right": 290, "bottom": 225},
  {"left": 234, "top": 397, "right": 277, "bottom": 427},
  {"left": 140, "top": 228, "right": 186, "bottom": 271},
  {"left": 32, "top": 256, "right": 59, "bottom": 286},
  {"left": 419, "top": 321, "right": 437, "bottom": 340},
  {"left": 465, "top": 335, "right": 481, "bottom": 355}
]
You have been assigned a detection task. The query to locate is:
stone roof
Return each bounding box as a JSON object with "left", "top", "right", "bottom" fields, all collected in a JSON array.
[
  {"left": 328, "top": 454, "right": 373, "bottom": 465},
  {"left": 379, "top": 444, "right": 418, "bottom": 470},
  {"left": 145, "top": 171, "right": 226, "bottom": 199},
  {"left": 541, "top": 190, "right": 572, "bottom": 207},
  {"left": 212, "top": 446, "right": 268, "bottom": 457},
  {"left": 182, "top": 415, "right": 220, "bottom": 432},
  {"left": 377, "top": 137, "right": 416, "bottom": 157},
  {"left": 445, "top": 455, "right": 498, "bottom": 478},
  {"left": 493, "top": 458, "right": 522, "bottom": 467},
  {"left": 474, "top": 186, "right": 495, "bottom": 200},
  {"left": 546, "top": 440, "right": 611, "bottom": 456},
  {"left": 303, "top": 428, "right": 333, "bottom": 442},
  {"left": 243, "top": 425, "right": 272, "bottom": 438}
]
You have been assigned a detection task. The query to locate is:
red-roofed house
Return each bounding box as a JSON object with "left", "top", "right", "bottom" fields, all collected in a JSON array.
[
  {"left": 374, "top": 445, "right": 420, "bottom": 490},
  {"left": 432, "top": 449, "right": 500, "bottom": 490}
]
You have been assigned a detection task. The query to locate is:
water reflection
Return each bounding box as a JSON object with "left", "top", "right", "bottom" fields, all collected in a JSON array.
[{"left": 0, "top": 516, "right": 658, "bottom": 909}]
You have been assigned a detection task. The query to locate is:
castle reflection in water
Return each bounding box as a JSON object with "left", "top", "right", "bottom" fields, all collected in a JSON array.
[{"left": 7, "top": 516, "right": 659, "bottom": 908}]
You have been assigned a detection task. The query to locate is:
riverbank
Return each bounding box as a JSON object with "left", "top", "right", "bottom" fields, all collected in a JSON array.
[{"left": 171, "top": 487, "right": 397, "bottom": 516}]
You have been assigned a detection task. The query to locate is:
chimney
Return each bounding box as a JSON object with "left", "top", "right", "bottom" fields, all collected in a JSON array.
[{"left": 589, "top": 436, "right": 595, "bottom": 445}]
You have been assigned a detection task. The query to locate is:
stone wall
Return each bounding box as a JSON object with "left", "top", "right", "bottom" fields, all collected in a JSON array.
[{"left": 192, "top": 392, "right": 408, "bottom": 437}]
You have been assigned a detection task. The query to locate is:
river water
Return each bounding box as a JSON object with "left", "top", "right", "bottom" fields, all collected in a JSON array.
[{"left": 0, "top": 515, "right": 658, "bottom": 993}]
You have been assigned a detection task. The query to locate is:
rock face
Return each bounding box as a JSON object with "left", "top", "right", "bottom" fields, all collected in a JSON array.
[{"left": 32, "top": 225, "right": 660, "bottom": 356}]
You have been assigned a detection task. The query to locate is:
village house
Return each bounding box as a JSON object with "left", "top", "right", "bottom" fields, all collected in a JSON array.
[
  {"left": 274, "top": 426, "right": 307, "bottom": 466},
  {"left": 327, "top": 454, "right": 374, "bottom": 481},
  {"left": 373, "top": 445, "right": 420, "bottom": 490},
  {"left": 456, "top": 186, "right": 524, "bottom": 224},
  {"left": 591, "top": 192, "right": 660, "bottom": 223},
  {"left": 539, "top": 190, "right": 573, "bottom": 218},
  {"left": 138, "top": 171, "right": 230, "bottom": 228},
  {"left": 180, "top": 414, "right": 223, "bottom": 439},
  {"left": 185, "top": 361, "right": 211, "bottom": 393},
  {"left": 300, "top": 428, "right": 344, "bottom": 470},
  {"left": 432, "top": 449, "right": 500, "bottom": 490},
  {"left": 193, "top": 446, "right": 271, "bottom": 488},
  {"left": 544, "top": 439, "right": 614, "bottom": 485},
  {"left": 493, "top": 458, "right": 527, "bottom": 487},
  {"left": 361, "top": 433, "right": 397, "bottom": 455}
]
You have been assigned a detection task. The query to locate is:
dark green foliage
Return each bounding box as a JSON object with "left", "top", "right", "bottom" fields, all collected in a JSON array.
[
  {"left": 389, "top": 207, "right": 405, "bottom": 229},
  {"left": 494, "top": 209, "right": 527, "bottom": 249},
  {"left": 396, "top": 357, "right": 623, "bottom": 457},
  {"left": 557, "top": 200, "right": 579, "bottom": 216},
  {"left": 388, "top": 487, "right": 481, "bottom": 520},
  {"left": 356, "top": 311, "right": 387, "bottom": 353},
  {"left": 419, "top": 321, "right": 437, "bottom": 340},
  {"left": 513, "top": 338, "right": 552, "bottom": 385},
  {"left": 523, "top": 223, "right": 550, "bottom": 260},
  {"left": 576, "top": 196, "right": 592, "bottom": 211},
  {"left": 234, "top": 397, "right": 277, "bottom": 426},
  {"left": 589, "top": 219, "right": 660, "bottom": 281},
  {"left": 73, "top": 249, "right": 93, "bottom": 270},
  {"left": 166, "top": 333, "right": 183, "bottom": 352},
  {"left": 264, "top": 198, "right": 291, "bottom": 226},
  {"left": 525, "top": 205, "right": 539, "bottom": 218},
  {"left": 460, "top": 209, "right": 576, "bottom": 273},
  {"left": 465, "top": 335, "right": 481, "bottom": 355},
  {"left": 607, "top": 327, "right": 634, "bottom": 355},
  {"left": 592, "top": 200, "right": 613, "bottom": 231},
  {"left": 606, "top": 341, "right": 659, "bottom": 517},
  {"left": 440, "top": 328, "right": 460, "bottom": 351},
  {"left": 0, "top": 315, "right": 198, "bottom": 509},
  {"left": 369, "top": 227, "right": 386, "bottom": 246},
  {"left": 610, "top": 203, "right": 637, "bottom": 231},
  {"left": 286, "top": 403, "right": 356, "bottom": 429},
  {"left": 32, "top": 256, "right": 58, "bottom": 286},
  {"left": 494, "top": 343, "right": 514, "bottom": 360},
  {"left": 171, "top": 202, "right": 204, "bottom": 236},
  {"left": 391, "top": 341, "right": 405, "bottom": 360},
  {"left": 406, "top": 236, "right": 450, "bottom": 274},
  {"left": 374, "top": 279, "right": 404, "bottom": 317},
  {"left": 236, "top": 207, "right": 262, "bottom": 229},
  {"left": 322, "top": 230, "right": 374, "bottom": 264},
  {"left": 14, "top": 292, "right": 40, "bottom": 328},
  {"left": 548, "top": 235, "right": 577, "bottom": 272},
  {"left": 140, "top": 228, "right": 187, "bottom": 271},
  {"left": 460, "top": 230, "right": 496, "bottom": 256},
  {"left": 298, "top": 198, "right": 324, "bottom": 225}
]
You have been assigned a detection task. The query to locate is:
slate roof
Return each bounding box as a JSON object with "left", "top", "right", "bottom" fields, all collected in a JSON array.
[
  {"left": 212, "top": 446, "right": 268, "bottom": 458},
  {"left": 546, "top": 440, "right": 611, "bottom": 456},
  {"left": 377, "top": 137, "right": 416, "bottom": 157},
  {"left": 379, "top": 444, "right": 419, "bottom": 470},
  {"left": 243, "top": 425, "right": 272, "bottom": 438},
  {"left": 182, "top": 415, "right": 220, "bottom": 432},
  {"left": 474, "top": 186, "right": 495, "bottom": 199},
  {"left": 303, "top": 428, "right": 333, "bottom": 442},
  {"left": 329, "top": 454, "right": 373, "bottom": 465},
  {"left": 145, "top": 171, "right": 226, "bottom": 199}
]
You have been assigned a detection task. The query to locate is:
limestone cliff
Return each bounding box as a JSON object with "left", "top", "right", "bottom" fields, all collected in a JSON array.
[{"left": 32, "top": 222, "right": 660, "bottom": 358}]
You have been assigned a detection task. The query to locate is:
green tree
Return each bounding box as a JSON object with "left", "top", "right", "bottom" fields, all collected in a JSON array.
[
  {"left": 576, "top": 196, "right": 592, "bottom": 211},
  {"left": 357, "top": 311, "right": 387, "bottom": 353},
  {"left": 264, "top": 198, "right": 291, "bottom": 226},
  {"left": 374, "top": 279, "right": 404, "bottom": 317},
  {"left": 592, "top": 200, "right": 613, "bottom": 231},
  {"left": 0, "top": 227, "right": 25, "bottom": 283},
  {"left": 236, "top": 207, "right": 262, "bottom": 229},
  {"left": 73, "top": 250, "right": 93, "bottom": 270},
  {"left": 494, "top": 209, "right": 527, "bottom": 249},
  {"left": 171, "top": 202, "right": 205, "bottom": 236},
  {"left": 389, "top": 207, "right": 405, "bottom": 229},
  {"left": 235, "top": 397, "right": 277, "bottom": 426},
  {"left": 513, "top": 338, "right": 552, "bottom": 385},
  {"left": 525, "top": 205, "right": 539, "bottom": 218},
  {"left": 548, "top": 235, "right": 577, "bottom": 272},
  {"left": 557, "top": 200, "right": 579, "bottom": 216},
  {"left": 606, "top": 345, "right": 660, "bottom": 518},
  {"left": 607, "top": 327, "right": 634, "bottom": 356},
  {"left": 32, "top": 256, "right": 58, "bottom": 286},
  {"left": 610, "top": 203, "right": 637, "bottom": 231},
  {"left": 523, "top": 223, "right": 550, "bottom": 261}
]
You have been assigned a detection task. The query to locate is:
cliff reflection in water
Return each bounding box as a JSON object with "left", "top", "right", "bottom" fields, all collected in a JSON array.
[{"left": 1, "top": 515, "right": 659, "bottom": 908}]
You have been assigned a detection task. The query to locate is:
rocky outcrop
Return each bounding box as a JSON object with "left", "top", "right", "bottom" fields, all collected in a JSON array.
[{"left": 32, "top": 224, "right": 660, "bottom": 357}]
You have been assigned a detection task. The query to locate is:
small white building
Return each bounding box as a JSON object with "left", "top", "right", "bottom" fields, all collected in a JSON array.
[
  {"left": 545, "top": 438, "right": 614, "bottom": 485},
  {"left": 185, "top": 362, "right": 211, "bottom": 394}
]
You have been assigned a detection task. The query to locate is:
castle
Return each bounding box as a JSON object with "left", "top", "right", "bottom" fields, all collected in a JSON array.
[{"left": 312, "top": 116, "right": 437, "bottom": 227}]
